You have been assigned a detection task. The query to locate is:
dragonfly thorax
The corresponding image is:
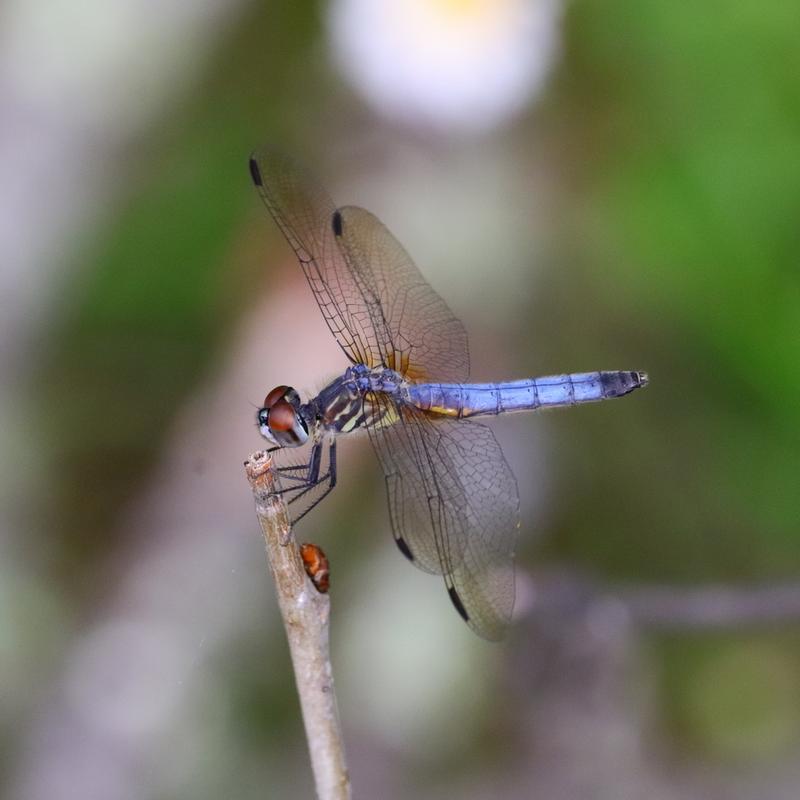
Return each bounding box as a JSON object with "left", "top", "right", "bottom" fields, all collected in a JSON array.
[{"left": 313, "top": 365, "right": 404, "bottom": 436}]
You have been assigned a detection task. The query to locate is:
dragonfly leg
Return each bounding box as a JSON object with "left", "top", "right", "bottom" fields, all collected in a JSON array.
[
  {"left": 273, "top": 441, "right": 323, "bottom": 492},
  {"left": 274, "top": 461, "right": 317, "bottom": 485},
  {"left": 273, "top": 441, "right": 338, "bottom": 525}
]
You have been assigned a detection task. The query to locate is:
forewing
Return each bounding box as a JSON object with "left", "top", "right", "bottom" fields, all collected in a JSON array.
[
  {"left": 250, "top": 152, "right": 470, "bottom": 381},
  {"left": 368, "top": 397, "right": 520, "bottom": 640},
  {"left": 249, "top": 149, "right": 383, "bottom": 368},
  {"left": 336, "top": 206, "right": 470, "bottom": 382}
]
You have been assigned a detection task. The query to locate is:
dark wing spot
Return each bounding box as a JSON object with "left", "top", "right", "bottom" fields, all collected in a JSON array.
[
  {"left": 249, "top": 157, "right": 263, "bottom": 186},
  {"left": 447, "top": 586, "right": 469, "bottom": 622},
  {"left": 395, "top": 536, "right": 415, "bottom": 562},
  {"left": 332, "top": 209, "right": 343, "bottom": 237}
]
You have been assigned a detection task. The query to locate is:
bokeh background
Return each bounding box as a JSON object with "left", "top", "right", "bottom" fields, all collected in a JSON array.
[{"left": 2, "top": 1, "right": 800, "bottom": 798}]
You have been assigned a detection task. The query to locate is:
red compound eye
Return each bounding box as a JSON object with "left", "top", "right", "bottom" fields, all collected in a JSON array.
[
  {"left": 268, "top": 400, "right": 296, "bottom": 432},
  {"left": 263, "top": 385, "right": 289, "bottom": 408}
]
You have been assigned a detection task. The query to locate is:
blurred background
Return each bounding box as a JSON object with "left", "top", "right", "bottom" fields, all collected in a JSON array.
[{"left": 1, "top": 0, "right": 799, "bottom": 798}]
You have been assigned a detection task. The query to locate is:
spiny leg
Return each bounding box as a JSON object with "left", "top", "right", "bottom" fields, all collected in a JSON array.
[
  {"left": 274, "top": 443, "right": 324, "bottom": 488},
  {"left": 274, "top": 441, "right": 338, "bottom": 525}
]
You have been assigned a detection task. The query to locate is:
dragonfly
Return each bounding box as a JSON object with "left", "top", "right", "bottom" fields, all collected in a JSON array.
[{"left": 249, "top": 149, "right": 647, "bottom": 640}]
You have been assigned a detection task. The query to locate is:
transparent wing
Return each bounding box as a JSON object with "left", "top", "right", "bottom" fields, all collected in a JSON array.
[
  {"left": 249, "top": 148, "right": 469, "bottom": 381},
  {"left": 336, "top": 206, "right": 469, "bottom": 382},
  {"left": 367, "top": 395, "right": 520, "bottom": 640},
  {"left": 249, "top": 149, "right": 383, "bottom": 368},
  {"left": 251, "top": 151, "right": 516, "bottom": 636}
]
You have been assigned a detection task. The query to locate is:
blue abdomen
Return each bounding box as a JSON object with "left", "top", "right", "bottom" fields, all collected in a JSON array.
[{"left": 407, "top": 371, "right": 647, "bottom": 418}]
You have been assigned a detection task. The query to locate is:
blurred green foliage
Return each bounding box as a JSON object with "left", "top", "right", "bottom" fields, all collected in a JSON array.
[
  {"left": 542, "top": 0, "right": 800, "bottom": 762},
  {"left": 533, "top": 0, "right": 800, "bottom": 587},
  {"left": 657, "top": 632, "right": 800, "bottom": 760}
]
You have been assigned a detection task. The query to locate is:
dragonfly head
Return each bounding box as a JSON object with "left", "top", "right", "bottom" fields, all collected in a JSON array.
[{"left": 257, "top": 385, "right": 310, "bottom": 448}]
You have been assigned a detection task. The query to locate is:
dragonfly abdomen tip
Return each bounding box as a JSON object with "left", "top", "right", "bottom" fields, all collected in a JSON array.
[{"left": 601, "top": 370, "right": 649, "bottom": 397}]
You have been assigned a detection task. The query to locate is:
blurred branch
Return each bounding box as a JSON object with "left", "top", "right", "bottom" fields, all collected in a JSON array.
[
  {"left": 245, "top": 452, "right": 350, "bottom": 800},
  {"left": 528, "top": 569, "right": 800, "bottom": 631},
  {"left": 619, "top": 581, "right": 800, "bottom": 630},
  {"left": 510, "top": 570, "right": 800, "bottom": 800}
]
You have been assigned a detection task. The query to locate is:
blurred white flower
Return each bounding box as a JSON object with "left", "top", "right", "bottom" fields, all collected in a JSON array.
[{"left": 328, "top": 0, "right": 562, "bottom": 133}]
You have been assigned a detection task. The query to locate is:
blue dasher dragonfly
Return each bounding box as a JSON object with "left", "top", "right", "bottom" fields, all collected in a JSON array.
[{"left": 249, "top": 150, "right": 647, "bottom": 639}]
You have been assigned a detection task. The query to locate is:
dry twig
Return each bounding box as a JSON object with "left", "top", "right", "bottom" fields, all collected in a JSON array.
[{"left": 244, "top": 451, "right": 350, "bottom": 800}]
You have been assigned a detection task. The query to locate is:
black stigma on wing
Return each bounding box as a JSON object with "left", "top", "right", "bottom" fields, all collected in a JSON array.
[
  {"left": 448, "top": 586, "right": 469, "bottom": 622},
  {"left": 249, "top": 157, "right": 262, "bottom": 186},
  {"left": 395, "top": 536, "right": 414, "bottom": 562},
  {"left": 332, "top": 209, "right": 343, "bottom": 237}
]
